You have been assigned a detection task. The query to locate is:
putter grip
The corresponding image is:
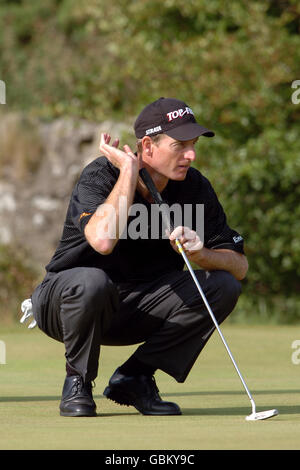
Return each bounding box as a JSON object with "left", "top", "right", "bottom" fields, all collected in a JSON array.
[
  {"left": 139, "top": 168, "right": 174, "bottom": 232},
  {"left": 140, "top": 168, "right": 163, "bottom": 204}
]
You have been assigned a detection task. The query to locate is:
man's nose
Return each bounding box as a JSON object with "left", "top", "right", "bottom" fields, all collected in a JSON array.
[{"left": 184, "top": 147, "right": 196, "bottom": 161}]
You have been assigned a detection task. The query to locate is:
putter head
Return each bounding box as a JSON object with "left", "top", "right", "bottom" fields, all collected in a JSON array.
[{"left": 246, "top": 409, "right": 279, "bottom": 421}]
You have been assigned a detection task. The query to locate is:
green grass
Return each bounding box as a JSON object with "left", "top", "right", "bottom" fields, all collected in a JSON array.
[{"left": 0, "top": 324, "right": 300, "bottom": 450}]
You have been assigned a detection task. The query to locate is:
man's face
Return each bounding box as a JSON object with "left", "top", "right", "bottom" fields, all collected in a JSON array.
[{"left": 143, "top": 135, "right": 198, "bottom": 181}]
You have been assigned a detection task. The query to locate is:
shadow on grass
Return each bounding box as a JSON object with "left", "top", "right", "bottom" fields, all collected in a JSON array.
[
  {"left": 1, "top": 389, "right": 298, "bottom": 403},
  {"left": 162, "top": 389, "right": 299, "bottom": 397},
  {"left": 0, "top": 395, "right": 298, "bottom": 416},
  {"left": 0, "top": 396, "right": 61, "bottom": 402},
  {"left": 1, "top": 389, "right": 299, "bottom": 418},
  {"left": 182, "top": 405, "right": 300, "bottom": 416}
]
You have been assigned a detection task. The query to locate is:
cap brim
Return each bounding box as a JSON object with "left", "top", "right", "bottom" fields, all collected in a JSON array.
[{"left": 165, "top": 123, "right": 214, "bottom": 141}]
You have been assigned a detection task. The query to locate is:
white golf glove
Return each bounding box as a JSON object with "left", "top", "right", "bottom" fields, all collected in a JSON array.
[
  {"left": 20, "top": 298, "right": 37, "bottom": 329},
  {"left": 169, "top": 226, "right": 203, "bottom": 252}
]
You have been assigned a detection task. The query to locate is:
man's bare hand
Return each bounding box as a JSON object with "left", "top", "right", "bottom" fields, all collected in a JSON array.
[{"left": 99, "top": 133, "right": 141, "bottom": 174}]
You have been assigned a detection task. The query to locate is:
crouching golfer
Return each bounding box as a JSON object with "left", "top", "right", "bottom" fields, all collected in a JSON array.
[{"left": 31, "top": 97, "right": 248, "bottom": 417}]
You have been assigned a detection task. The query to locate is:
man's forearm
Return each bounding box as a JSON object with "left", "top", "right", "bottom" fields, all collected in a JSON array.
[
  {"left": 188, "top": 248, "right": 248, "bottom": 281},
  {"left": 85, "top": 161, "right": 138, "bottom": 254}
]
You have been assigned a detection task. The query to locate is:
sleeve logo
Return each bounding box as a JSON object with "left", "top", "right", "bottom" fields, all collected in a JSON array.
[
  {"left": 79, "top": 212, "right": 92, "bottom": 221},
  {"left": 233, "top": 235, "right": 243, "bottom": 243}
]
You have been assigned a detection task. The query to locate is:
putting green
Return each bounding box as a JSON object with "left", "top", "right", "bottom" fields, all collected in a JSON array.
[{"left": 0, "top": 324, "right": 299, "bottom": 450}]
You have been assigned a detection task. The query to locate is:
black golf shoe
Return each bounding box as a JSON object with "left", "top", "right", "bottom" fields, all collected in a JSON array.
[
  {"left": 59, "top": 375, "right": 97, "bottom": 417},
  {"left": 103, "top": 368, "right": 181, "bottom": 416}
]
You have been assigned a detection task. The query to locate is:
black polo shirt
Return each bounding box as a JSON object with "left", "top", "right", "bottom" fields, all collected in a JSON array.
[{"left": 45, "top": 156, "right": 244, "bottom": 282}]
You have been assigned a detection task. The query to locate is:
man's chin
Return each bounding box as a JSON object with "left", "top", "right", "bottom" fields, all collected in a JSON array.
[
  {"left": 174, "top": 175, "right": 187, "bottom": 181},
  {"left": 171, "top": 171, "right": 188, "bottom": 181}
]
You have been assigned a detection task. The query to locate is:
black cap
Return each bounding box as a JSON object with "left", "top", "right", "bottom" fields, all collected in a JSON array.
[{"left": 134, "top": 97, "right": 215, "bottom": 141}]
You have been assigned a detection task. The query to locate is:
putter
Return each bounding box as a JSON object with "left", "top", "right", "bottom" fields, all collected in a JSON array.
[{"left": 140, "top": 168, "right": 278, "bottom": 421}]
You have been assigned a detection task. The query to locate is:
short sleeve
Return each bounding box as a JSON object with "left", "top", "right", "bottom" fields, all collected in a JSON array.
[
  {"left": 203, "top": 178, "right": 245, "bottom": 254},
  {"left": 70, "top": 157, "right": 118, "bottom": 233}
]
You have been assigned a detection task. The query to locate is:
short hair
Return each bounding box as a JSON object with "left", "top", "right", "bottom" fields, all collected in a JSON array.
[{"left": 136, "top": 133, "right": 166, "bottom": 155}]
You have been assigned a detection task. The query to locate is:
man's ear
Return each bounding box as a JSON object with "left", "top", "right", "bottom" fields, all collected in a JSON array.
[{"left": 142, "top": 136, "right": 153, "bottom": 157}]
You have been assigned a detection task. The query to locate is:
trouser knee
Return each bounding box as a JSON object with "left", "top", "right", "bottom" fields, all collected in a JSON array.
[
  {"left": 78, "top": 268, "right": 116, "bottom": 308},
  {"left": 220, "top": 271, "right": 241, "bottom": 301},
  {"left": 60, "top": 268, "right": 119, "bottom": 381},
  {"left": 67, "top": 268, "right": 119, "bottom": 333},
  {"left": 212, "top": 270, "right": 242, "bottom": 315}
]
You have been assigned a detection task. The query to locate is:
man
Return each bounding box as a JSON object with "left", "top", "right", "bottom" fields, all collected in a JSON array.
[{"left": 30, "top": 97, "right": 248, "bottom": 417}]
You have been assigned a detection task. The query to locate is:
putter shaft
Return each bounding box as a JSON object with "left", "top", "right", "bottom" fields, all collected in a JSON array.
[
  {"left": 175, "top": 239, "right": 256, "bottom": 415},
  {"left": 139, "top": 167, "right": 279, "bottom": 420},
  {"left": 140, "top": 168, "right": 257, "bottom": 413}
]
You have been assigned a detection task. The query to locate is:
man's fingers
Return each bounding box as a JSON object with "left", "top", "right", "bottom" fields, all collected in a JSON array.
[
  {"left": 99, "top": 133, "right": 109, "bottom": 151},
  {"left": 123, "top": 144, "right": 135, "bottom": 156},
  {"left": 103, "top": 133, "right": 111, "bottom": 144},
  {"left": 169, "top": 226, "right": 195, "bottom": 241},
  {"left": 169, "top": 226, "right": 184, "bottom": 240},
  {"left": 183, "top": 239, "right": 204, "bottom": 251},
  {"left": 99, "top": 133, "right": 105, "bottom": 148},
  {"left": 169, "top": 226, "right": 203, "bottom": 253},
  {"left": 100, "top": 133, "right": 120, "bottom": 152}
]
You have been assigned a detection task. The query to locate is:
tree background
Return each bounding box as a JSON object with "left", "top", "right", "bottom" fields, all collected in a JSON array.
[{"left": 0, "top": 0, "right": 299, "bottom": 323}]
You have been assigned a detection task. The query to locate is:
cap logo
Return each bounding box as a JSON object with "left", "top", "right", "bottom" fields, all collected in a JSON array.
[
  {"left": 145, "top": 125, "right": 162, "bottom": 135},
  {"left": 166, "top": 107, "right": 194, "bottom": 122}
]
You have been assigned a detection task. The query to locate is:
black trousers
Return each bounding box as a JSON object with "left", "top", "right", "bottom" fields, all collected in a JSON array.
[{"left": 31, "top": 268, "right": 241, "bottom": 383}]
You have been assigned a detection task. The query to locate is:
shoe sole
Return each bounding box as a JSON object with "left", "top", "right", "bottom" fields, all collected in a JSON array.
[
  {"left": 103, "top": 385, "right": 132, "bottom": 406},
  {"left": 103, "top": 386, "right": 182, "bottom": 416},
  {"left": 60, "top": 410, "right": 97, "bottom": 417},
  {"left": 60, "top": 406, "right": 97, "bottom": 417}
]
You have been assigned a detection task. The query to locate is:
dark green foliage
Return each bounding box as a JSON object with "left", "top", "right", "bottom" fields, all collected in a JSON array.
[{"left": 0, "top": 0, "right": 299, "bottom": 321}]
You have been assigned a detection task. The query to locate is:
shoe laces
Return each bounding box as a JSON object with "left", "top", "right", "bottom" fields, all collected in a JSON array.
[
  {"left": 72, "top": 376, "right": 84, "bottom": 394},
  {"left": 147, "top": 376, "right": 161, "bottom": 399},
  {"left": 72, "top": 376, "right": 94, "bottom": 396}
]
